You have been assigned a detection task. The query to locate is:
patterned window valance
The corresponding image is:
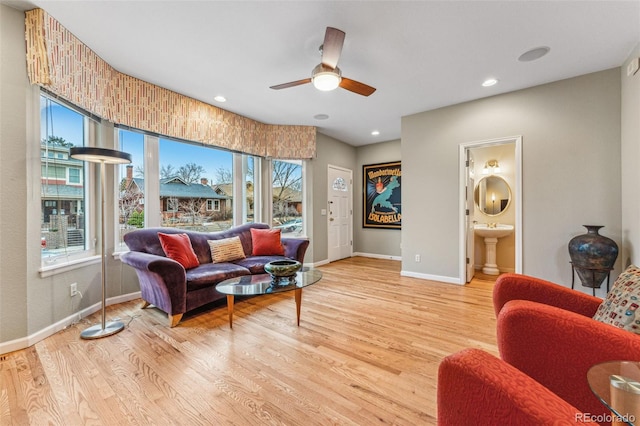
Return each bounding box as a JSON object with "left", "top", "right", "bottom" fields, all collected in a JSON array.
[{"left": 25, "top": 8, "right": 316, "bottom": 159}]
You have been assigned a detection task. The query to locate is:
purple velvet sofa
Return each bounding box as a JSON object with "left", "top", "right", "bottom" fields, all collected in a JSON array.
[{"left": 120, "top": 223, "right": 309, "bottom": 327}]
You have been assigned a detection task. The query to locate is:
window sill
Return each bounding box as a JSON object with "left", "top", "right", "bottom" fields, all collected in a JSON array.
[
  {"left": 39, "top": 255, "right": 101, "bottom": 278},
  {"left": 112, "top": 250, "right": 127, "bottom": 260}
]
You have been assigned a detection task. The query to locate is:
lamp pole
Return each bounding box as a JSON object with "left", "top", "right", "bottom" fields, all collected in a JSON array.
[{"left": 70, "top": 147, "right": 131, "bottom": 339}]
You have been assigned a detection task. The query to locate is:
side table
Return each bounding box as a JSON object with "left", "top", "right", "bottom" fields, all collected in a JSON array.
[{"left": 587, "top": 361, "right": 640, "bottom": 426}]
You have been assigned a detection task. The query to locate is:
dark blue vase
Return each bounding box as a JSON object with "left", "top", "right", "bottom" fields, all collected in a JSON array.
[{"left": 568, "top": 225, "right": 618, "bottom": 289}]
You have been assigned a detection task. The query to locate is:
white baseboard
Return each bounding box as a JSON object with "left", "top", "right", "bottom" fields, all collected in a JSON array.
[
  {"left": 400, "top": 270, "right": 463, "bottom": 285},
  {"left": 352, "top": 252, "right": 402, "bottom": 261},
  {"left": 0, "top": 291, "right": 141, "bottom": 355}
]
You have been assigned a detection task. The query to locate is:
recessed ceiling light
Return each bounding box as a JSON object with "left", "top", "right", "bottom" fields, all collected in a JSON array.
[
  {"left": 313, "top": 114, "right": 329, "bottom": 120},
  {"left": 371, "top": 130, "right": 380, "bottom": 136},
  {"left": 214, "top": 95, "right": 226, "bottom": 103},
  {"left": 518, "top": 46, "right": 550, "bottom": 62},
  {"left": 482, "top": 78, "right": 498, "bottom": 87}
]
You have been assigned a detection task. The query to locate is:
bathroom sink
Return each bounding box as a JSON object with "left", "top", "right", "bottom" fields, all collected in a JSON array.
[{"left": 474, "top": 224, "right": 514, "bottom": 239}]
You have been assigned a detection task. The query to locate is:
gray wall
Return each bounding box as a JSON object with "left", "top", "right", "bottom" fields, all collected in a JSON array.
[
  {"left": 309, "top": 132, "right": 356, "bottom": 263},
  {"left": 402, "top": 68, "right": 623, "bottom": 292},
  {"left": 354, "top": 140, "right": 402, "bottom": 258},
  {"left": 0, "top": 5, "right": 29, "bottom": 341},
  {"left": 621, "top": 42, "right": 640, "bottom": 269},
  {"left": 0, "top": 5, "right": 139, "bottom": 346}
]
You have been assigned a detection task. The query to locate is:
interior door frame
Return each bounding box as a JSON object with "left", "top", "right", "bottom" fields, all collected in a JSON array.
[
  {"left": 327, "top": 164, "right": 353, "bottom": 262},
  {"left": 458, "top": 136, "right": 523, "bottom": 284}
]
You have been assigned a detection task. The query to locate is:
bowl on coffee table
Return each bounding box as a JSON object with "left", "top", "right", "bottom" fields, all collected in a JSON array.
[{"left": 264, "top": 260, "right": 302, "bottom": 286}]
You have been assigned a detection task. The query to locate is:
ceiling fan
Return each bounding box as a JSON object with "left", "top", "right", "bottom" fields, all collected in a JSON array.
[{"left": 270, "top": 27, "right": 376, "bottom": 97}]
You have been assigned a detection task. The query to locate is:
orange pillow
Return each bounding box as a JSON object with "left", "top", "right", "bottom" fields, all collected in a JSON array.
[
  {"left": 158, "top": 232, "right": 199, "bottom": 269},
  {"left": 251, "top": 228, "right": 285, "bottom": 256}
]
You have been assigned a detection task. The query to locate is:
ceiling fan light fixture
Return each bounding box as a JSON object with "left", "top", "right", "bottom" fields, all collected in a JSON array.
[{"left": 312, "top": 64, "right": 342, "bottom": 91}]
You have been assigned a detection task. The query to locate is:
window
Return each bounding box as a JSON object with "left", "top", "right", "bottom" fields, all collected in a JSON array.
[
  {"left": 332, "top": 177, "right": 347, "bottom": 191},
  {"left": 241, "top": 154, "right": 258, "bottom": 224},
  {"left": 68, "top": 168, "right": 81, "bottom": 184},
  {"left": 166, "top": 197, "right": 179, "bottom": 212},
  {"left": 159, "top": 138, "right": 233, "bottom": 231},
  {"left": 40, "top": 94, "right": 89, "bottom": 263},
  {"left": 117, "top": 128, "right": 145, "bottom": 248},
  {"left": 272, "top": 159, "right": 303, "bottom": 236}
]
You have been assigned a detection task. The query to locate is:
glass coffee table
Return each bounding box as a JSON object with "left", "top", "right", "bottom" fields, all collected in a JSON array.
[
  {"left": 587, "top": 361, "right": 640, "bottom": 426},
  {"left": 215, "top": 269, "right": 322, "bottom": 328}
]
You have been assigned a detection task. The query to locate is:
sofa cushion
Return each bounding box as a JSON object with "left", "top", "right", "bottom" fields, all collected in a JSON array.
[
  {"left": 593, "top": 264, "right": 640, "bottom": 334},
  {"left": 186, "top": 263, "right": 251, "bottom": 291},
  {"left": 251, "top": 228, "right": 285, "bottom": 256},
  {"left": 233, "top": 255, "right": 290, "bottom": 274},
  {"left": 158, "top": 232, "right": 199, "bottom": 269},
  {"left": 208, "top": 237, "right": 246, "bottom": 263}
]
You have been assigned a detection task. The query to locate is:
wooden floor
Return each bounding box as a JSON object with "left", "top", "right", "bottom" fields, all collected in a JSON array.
[{"left": 0, "top": 257, "right": 498, "bottom": 425}]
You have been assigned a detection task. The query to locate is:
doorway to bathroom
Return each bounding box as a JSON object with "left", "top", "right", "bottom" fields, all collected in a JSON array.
[{"left": 459, "top": 136, "right": 522, "bottom": 284}]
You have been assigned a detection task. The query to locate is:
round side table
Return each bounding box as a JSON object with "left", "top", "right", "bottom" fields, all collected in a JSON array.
[{"left": 587, "top": 361, "right": 640, "bottom": 426}]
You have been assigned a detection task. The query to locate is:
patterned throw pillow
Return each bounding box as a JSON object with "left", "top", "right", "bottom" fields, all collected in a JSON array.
[
  {"left": 208, "top": 237, "right": 246, "bottom": 263},
  {"left": 593, "top": 265, "right": 640, "bottom": 334},
  {"left": 157, "top": 232, "right": 200, "bottom": 269}
]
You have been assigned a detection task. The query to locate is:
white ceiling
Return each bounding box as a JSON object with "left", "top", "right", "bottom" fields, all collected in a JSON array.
[{"left": 5, "top": 1, "right": 640, "bottom": 146}]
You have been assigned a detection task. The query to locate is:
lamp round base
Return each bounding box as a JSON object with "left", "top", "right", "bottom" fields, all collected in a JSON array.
[{"left": 80, "top": 321, "right": 125, "bottom": 339}]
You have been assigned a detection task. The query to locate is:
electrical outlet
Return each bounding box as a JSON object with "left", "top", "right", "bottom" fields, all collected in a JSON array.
[
  {"left": 70, "top": 282, "right": 78, "bottom": 297},
  {"left": 415, "top": 254, "right": 421, "bottom": 262}
]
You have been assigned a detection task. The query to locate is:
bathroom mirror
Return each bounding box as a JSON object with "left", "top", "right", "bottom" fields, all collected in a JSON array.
[{"left": 474, "top": 175, "right": 511, "bottom": 216}]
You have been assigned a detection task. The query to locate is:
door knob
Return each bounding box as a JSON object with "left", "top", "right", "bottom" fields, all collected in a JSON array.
[{"left": 330, "top": 218, "right": 334, "bottom": 221}]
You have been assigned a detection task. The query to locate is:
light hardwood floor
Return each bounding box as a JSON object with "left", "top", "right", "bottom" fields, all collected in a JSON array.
[{"left": 0, "top": 257, "right": 498, "bottom": 425}]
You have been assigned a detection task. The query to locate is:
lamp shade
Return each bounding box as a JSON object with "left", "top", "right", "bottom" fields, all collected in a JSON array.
[{"left": 70, "top": 147, "right": 131, "bottom": 164}]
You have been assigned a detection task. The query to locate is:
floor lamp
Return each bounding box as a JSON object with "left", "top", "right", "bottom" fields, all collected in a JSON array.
[{"left": 70, "top": 147, "right": 132, "bottom": 339}]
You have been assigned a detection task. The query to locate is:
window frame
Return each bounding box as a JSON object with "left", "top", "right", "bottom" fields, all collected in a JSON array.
[
  {"left": 86, "top": 109, "right": 310, "bottom": 265},
  {"left": 39, "top": 92, "right": 98, "bottom": 271}
]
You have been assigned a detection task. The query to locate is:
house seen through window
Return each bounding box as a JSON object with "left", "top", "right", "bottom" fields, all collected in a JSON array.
[{"left": 40, "top": 94, "right": 89, "bottom": 263}]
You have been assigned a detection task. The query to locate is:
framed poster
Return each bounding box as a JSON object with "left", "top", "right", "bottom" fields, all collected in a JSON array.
[{"left": 363, "top": 161, "right": 401, "bottom": 229}]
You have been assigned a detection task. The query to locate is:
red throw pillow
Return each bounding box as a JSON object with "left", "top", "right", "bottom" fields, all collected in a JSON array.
[
  {"left": 251, "top": 228, "right": 285, "bottom": 256},
  {"left": 158, "top": 232, "right": 199, "bottom": 269}
]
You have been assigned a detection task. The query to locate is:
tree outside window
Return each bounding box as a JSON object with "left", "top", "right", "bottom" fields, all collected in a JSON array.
[{"left": 272, "top": 160, "right": 303, "bottom": 236}]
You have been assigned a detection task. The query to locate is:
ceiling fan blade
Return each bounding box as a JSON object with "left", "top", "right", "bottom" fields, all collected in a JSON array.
[
  {"left": 340, "top": 77, "right": 376, "bottom": 97},
  {"left": 321, "top": 27, "right": 345, "bottom": 69},
  {"left": 269, "top": 78, "right": 312, "bottom": 90}
]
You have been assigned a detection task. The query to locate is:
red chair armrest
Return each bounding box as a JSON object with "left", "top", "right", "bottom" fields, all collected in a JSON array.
[
  {"left": 493, "top": 273, "right": 602, "bottom": 317},
  {"left": 438, "top": 348, "right": 593, "bottom": 425}
]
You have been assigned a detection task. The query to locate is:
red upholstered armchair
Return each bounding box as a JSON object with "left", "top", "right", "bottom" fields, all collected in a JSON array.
[
  {"left": 438, "top": 348, "right": 595, "bottom": 425},
  {"left": 493, "top": 273, "right": 640, "bottom": 423}
]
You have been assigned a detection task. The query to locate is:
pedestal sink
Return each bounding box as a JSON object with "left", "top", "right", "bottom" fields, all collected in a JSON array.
[{"left": 474, "top": 224, "right": 514, "bottom": 275}]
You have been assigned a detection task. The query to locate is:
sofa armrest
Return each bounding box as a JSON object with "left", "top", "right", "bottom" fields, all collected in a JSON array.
[
  {"left": 493, "top": 273, "right": 602, "bottom": 317},
  {"left": 120, "top": 251, "right": 187, "bottom": 315},
  {"left": 438, "top": 348, "right": 593, "bottom": 425},
  {"left": 497, "top": 299, "right": 640, "bottom": 419},
  {"left": 282, "top": 238, "right": 309, "bottom": 263}
]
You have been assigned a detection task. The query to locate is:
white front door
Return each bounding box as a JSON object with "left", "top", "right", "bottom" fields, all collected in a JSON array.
[{"left": 328, "top": 166, "right": 353, "bottom": 262}]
